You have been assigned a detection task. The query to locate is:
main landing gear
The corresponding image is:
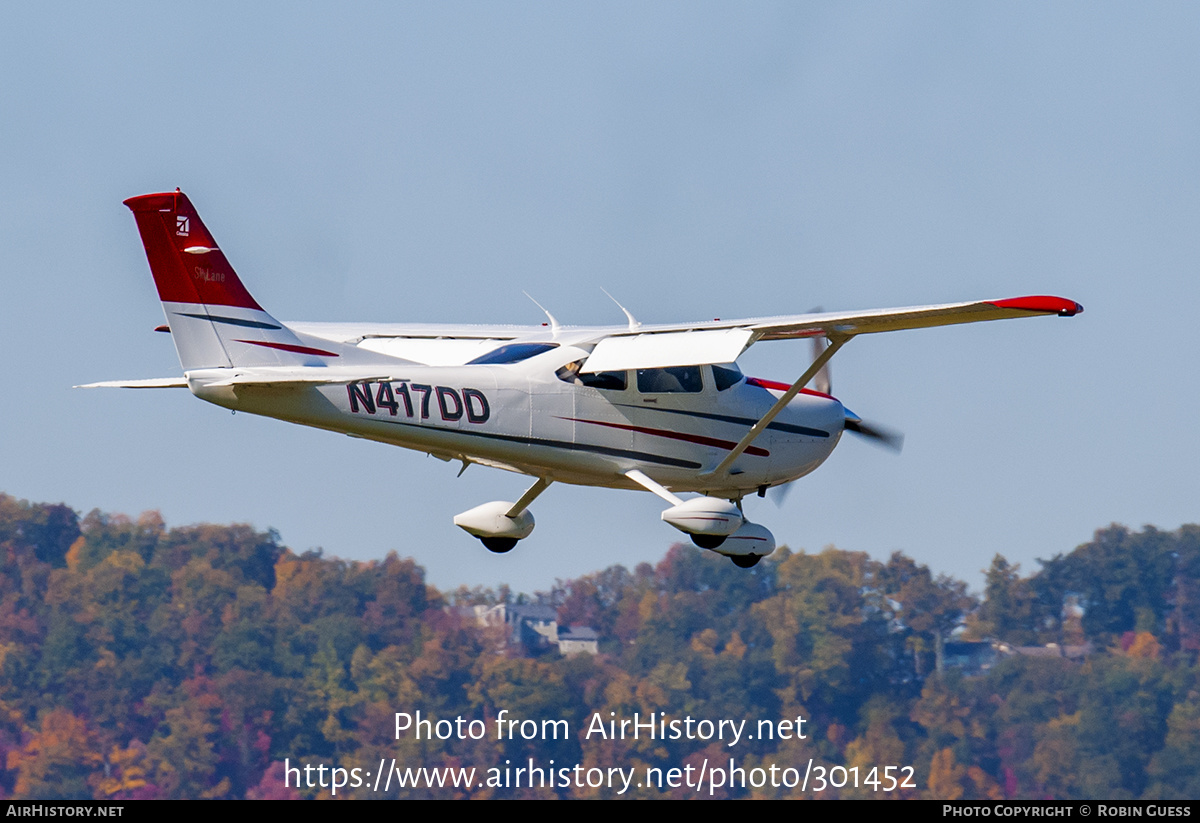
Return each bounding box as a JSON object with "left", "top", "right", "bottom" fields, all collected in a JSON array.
[
  {"left": 480, "top": 537, "right": 519, "bottom": 554},
  {"left": 456, "top": 473, "right": 775, "bottom": 569},
  {"left": 454, "top": 478, "right": 552, "bottom": 555}
]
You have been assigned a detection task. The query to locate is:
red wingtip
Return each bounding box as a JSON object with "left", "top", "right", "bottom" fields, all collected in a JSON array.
[{"left": 988, "top": 296, "right": 1083, "bottom": 316}]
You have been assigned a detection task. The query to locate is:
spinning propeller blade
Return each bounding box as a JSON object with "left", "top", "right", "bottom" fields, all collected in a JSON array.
[
  {"left": 844, "top": 410, "right": 904, "bottom": 452},
  {"left": 809, "top": 322, "right": 900, "bottom": 451},
  {"left": 809, "top": 312, "right": 832, "bottom": 396}
]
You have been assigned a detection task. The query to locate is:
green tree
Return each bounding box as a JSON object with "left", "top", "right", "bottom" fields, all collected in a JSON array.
[
  {"left": 1042, "top": 526, "right": 1174, "bottom": 641},
  {"left": 881, "top": 552, "right": 975, "bottom": 677},
  {"left": 975, "top": 555, "right": 1038, "bottom": 645}
]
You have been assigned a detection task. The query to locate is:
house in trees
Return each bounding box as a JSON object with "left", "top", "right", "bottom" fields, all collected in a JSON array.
[
  {"left": 471, "top": 603, "right": 599, "bottom": 656},
  {"left": 557, "top": 625, "right": 599, "bottom": 655}
]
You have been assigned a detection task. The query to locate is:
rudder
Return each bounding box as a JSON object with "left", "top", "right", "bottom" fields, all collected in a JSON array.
[{"left": 124, "top": 190, "right": 339, "bottom": 371}]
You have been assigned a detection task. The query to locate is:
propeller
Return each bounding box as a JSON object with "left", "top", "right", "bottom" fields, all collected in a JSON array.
[
  {"left": 810, "top": 324, "right": 903, "bottom": 453},
  {"left": 809, "top": 313, "right": 832, "bottom": 396},
  {"left": 843, "top": 411, "right": 905, "bottom": 452},
  {"left": 767, "top": 479, "right": 797, "bottom": 507},
  {"left": 765, "top": 325, "right": 903, "bottom": 506}
]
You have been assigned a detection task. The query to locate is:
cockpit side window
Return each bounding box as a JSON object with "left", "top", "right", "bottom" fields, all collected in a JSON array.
[
  {"left": 637, "top": 366, "right": 703, "bottom": 394},
  {"left": 711, "top": 363, "right": 744, "bottom": 392},
  {"left": 557, "top": 361, "right": 627, "bottom": 390},
  {"left": 581, "top": 370, "right": 627, "bottom": 390}
]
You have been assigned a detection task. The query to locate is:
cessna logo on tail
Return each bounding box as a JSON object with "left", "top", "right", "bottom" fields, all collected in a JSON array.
[{"left": 176, "top": 215, "right": 189, "bottom": 236}]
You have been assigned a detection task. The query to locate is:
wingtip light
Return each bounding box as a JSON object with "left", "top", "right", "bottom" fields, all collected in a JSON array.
[{"left": 988, "top": 295, "right": 1083, "bottom": 317}]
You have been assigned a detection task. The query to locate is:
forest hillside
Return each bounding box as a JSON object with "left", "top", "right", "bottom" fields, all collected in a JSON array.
[{"left": 1, "top": 493, "right": 1197, "bottom": 799}]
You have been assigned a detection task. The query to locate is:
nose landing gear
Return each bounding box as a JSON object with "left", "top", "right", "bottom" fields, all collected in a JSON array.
[{"left": 730, "top": 553, "right": 762, "bottom": 569}]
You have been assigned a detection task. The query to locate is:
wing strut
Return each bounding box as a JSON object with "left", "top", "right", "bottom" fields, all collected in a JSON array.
[
  {"left": 625, "top": 469, "right": 683, "bottom": 505},
  {"left": 506, "top": 477, "right": 553, "bottom": 518},
  {"left": 704, "top": 334, "right": 853, "bottom": 479}
]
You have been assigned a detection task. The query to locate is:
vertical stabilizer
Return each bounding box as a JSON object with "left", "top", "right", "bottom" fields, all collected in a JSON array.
[{"left": 124, "top": 190, "right": 340, "bottom": 371}]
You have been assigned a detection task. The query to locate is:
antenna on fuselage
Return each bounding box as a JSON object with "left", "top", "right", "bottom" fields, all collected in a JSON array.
[
  {"left": 523, "top": 292, "right": 561, "bottom": 336},
  {"left": 601, "top": 288, "right": 641, "bottom": 332}
]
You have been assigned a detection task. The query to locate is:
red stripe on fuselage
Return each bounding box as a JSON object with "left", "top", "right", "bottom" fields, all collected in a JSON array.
[
  {"left": 233, "top": 339, "right": 340, "bottom": 357},
  {"left": 745, "top": 377, "right": 835, "bottom": 400},
  {"left": 566, "top": 418, "right": 770, "bottom": 457}
]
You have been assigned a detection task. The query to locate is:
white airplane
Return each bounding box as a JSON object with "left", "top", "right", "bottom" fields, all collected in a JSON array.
[{"left": 84, "top": 190, "right": 1082, "bottom": 567}]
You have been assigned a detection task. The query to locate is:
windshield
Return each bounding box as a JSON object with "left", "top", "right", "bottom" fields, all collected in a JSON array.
[
  {"left": 711, "top": 363, "right": 743, "bottom": 391},
  {"left": 467, "top": 342, "right": 559, "bottom": 365}
]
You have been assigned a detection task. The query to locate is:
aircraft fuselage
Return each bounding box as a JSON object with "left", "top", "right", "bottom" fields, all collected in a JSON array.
[{"left": 191, "top": 351, "right": 844, "bottom": 499}]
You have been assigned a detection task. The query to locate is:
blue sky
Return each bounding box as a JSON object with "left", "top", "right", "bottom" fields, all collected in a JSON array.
[{"left": 2, "top": 3, "right": 1198, "bottom": 594}]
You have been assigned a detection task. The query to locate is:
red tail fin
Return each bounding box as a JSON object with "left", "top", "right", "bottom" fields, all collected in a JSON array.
[
  {"left": 124, "top": 190, "right": 332, "bottom": 371},
  {"left": 123, "top": 190, "right": 263, "bottom": 310}
]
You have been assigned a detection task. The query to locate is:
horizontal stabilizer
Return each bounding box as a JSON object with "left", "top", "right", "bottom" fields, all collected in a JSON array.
[
  {"left": 199, "top": 372, "right": 391, "bottom": 388},
  {"left": 79, "top": 369, "right": 395, "bottom": 390},
  {"left": 183, "top": 366, "right": 394, "bottom": 389},
  {"left": 75, "top": 378, "right": 188, "bottom": 389}
]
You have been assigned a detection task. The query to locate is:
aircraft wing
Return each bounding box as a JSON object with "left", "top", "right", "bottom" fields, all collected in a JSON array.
[
  {"left": 581, "top": 295, "right": 1082, "bottom": 372},
  {"left": 739, "top": 295, "right": 1082, "bottom": 339},
  {"left": 279, "top": 295, "right": 1080, "bottom": 373}
]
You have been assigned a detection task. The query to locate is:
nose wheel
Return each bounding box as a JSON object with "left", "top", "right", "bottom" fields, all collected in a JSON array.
[{"left": 690, "top": 534, "right": 727, "bottom": 550}]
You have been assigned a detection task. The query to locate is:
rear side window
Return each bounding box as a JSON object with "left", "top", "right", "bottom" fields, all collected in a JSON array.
[
  {"left": 467, "top": 342, "right": 558, "bottom": 365},
  {"left": 637, "top": 366, "right": 703, "bottom": 394}
]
